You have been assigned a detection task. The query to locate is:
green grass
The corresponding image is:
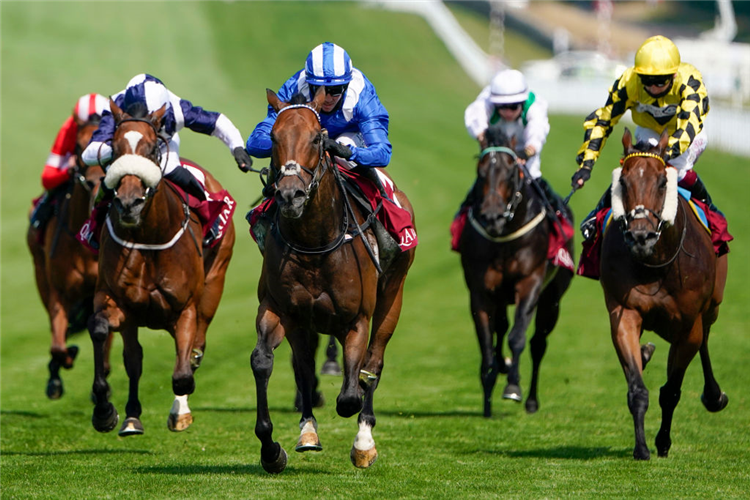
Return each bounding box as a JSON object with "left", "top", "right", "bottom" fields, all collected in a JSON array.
[{"left": 2, "top": 2, "right": 749, "bottom": 498}]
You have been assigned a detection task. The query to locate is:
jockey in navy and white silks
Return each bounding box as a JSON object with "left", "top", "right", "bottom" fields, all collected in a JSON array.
[
  {"left": 246, "top": 42, "right": 391, "bottom": 169},
  {"left": 82, "top": 73, "right": 252, "bottom": 196}
]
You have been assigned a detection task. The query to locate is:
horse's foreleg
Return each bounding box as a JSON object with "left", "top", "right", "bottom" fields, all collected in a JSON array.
[
  {"left": 655, "top": 320, "right": 702, "bottom": 457},
  {"left": 610, "top": 306, "right": 649, "bottom": 460},
  {"left": 504, "top": 277, "right": 543, "bottom": 403},
  {"left": 337, "top": 319, "right": 369, "bottom": 419},
  {"left": 119, "top": 325, "right": 144, "bottom": 436},
  {"left": 253, "top": 303, "right": 288, "bottom": 474},
  {"left": 168, "top": 306, "right": 198, "bottom": 432},
  {"left": 89, "top": 293, "right": 123, "bottom": 433},
  {"left": 471, "top": 297, "right": 498, "bottom": 418}
]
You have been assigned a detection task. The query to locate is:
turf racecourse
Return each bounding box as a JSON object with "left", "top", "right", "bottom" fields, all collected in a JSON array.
[{"left": 2, "top": 2, "right": 749, "bottom": 498}]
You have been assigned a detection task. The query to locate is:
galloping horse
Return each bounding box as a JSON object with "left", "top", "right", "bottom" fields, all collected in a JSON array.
[
  {"left": 251, "top": 89, "right": 416, "bottom": 473},
  {"left": 27, "top": 117, "right": 109, "bottom": 399},
  {"left": 88, "top": 99, "right": 235, "bottom": 436},
  {"left": 459, "top": 127, "right": 573, "bottom": 417},
  {"left": 601, "top": 128, "right": 728, "bottom": 460}
]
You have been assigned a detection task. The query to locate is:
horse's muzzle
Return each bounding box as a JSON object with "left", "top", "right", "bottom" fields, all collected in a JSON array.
[
  {"left": 113, "top": 196, "right": 145, "bottom": 227},
  {"left": 275, "top": 189, "right": 307, "bottom": 219},
  {"left": 624, "top": 229, "right": 659, "bottom": 258}
]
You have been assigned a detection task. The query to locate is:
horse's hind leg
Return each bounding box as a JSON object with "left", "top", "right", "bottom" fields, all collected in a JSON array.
[
  {"left": 253, "top": 303, "right": 289, "bottom": 474},
  {"left": 168, "top": 306, "right": 198, "bottom": 432},
  {"left": 472, "top": 300, "right": 501, "bottom": 418},
  {"left": 288, "top": 331, "right": 323, "bottom": 452},
  {"left": 293, "top": 333, "right": 324, "bottom": 411},
  {"left": 655, "top": 321, "right": 702, "bottom": 458},
  {"left": 321, "top": 335, "right": 342, "bottom": 375},
  {"left": 526, "top": 270, "right": 572, "bottom": 413},
  {"left": 46, "top": 291, "right": 77, "bottom": 399},
  {"left": 119, "top": 325, "right": 144, "bottom": 436}
]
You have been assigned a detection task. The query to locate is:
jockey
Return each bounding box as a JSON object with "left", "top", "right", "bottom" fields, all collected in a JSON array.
[
  {"left": 31, "top": 93, "right": 109, "bottom": 231},
  {"left": 82, "top": 73, "right": 252, "bottom": 200},
  {"left": 246, "top": 41, "right": 391, "bottom": 194},
  {"left": 460, "top": 69, "right": 566, "bottom": 219},
  {"left": 572, "top": 35, "right": 719, "bottom": 241}
]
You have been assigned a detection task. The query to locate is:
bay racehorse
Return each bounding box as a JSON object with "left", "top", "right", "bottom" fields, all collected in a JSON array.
[
  {"left": 601, "top": 128, "right": 728, "bottom": 460},
  {"left": 251, "top": 88, "right": 416, "bottom": 473},
  {"left": 27, "top": 116, "right": 112, "bottom": 399},
  {"left": 459, "top": 126, "right": 573, "bottom": 417},
  {"left": 88, "top": 99, "right": 235, "bottom": 436}
]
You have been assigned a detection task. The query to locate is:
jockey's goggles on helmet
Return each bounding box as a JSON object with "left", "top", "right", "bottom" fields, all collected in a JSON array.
[
  {"left": 640, "top": 74, "right": 673, "bottom": 87},
  {"left": 309, "top": 84, "right": 347, "bottom": 97},
  {"left": 496, "top": 102, "right": 522, "bottom": 111}
]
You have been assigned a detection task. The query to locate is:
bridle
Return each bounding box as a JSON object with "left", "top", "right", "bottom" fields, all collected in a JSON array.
[{"left": 477, "top": 146, "right": 523, "bottom": 222}]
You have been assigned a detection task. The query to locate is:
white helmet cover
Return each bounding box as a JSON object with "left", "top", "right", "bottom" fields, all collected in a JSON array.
[{"left": 489, "top": 69, "right": 529, "bottom": 104}]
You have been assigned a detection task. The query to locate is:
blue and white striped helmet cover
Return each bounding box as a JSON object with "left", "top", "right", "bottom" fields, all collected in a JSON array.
[
  {"left": 304, "top": 42, "right": 353, "bottom": 86},
  {"left": 122, "top": 73, "right": 170, "bottom": 113}
]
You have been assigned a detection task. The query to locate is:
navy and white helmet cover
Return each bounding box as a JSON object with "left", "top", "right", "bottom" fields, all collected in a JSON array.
[
  {"left": 246, "top": 43, "right": 391, "bottom": 167},
  {"left": 82, "top": 73, "right": 243, "bottom": 167}
]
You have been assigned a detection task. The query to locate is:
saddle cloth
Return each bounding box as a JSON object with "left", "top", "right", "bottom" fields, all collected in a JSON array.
[
  {"left": 576, "top": 189, "right": 733, "bottom": 280},
  {"left": 450, "top": 207, "right": 575, "bottom": 273}
]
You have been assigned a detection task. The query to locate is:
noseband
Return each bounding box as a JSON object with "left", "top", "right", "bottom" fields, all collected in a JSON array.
[
  {"left": 615, "top": 153, "right": 674, "bottom": 239},
  {"left": 111, "top": 117, "right": 171, "bottom": 201}
]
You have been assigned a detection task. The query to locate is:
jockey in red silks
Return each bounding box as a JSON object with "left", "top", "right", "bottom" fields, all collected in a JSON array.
[
  {"left": 245, "top": 42, "right": 417, "bottom": 253},
  {"left": 30, "top": 93, "right": 109, "bottom": 231},
  {"left": 79, "top": 73, "right": 252, "bottom": 250}
]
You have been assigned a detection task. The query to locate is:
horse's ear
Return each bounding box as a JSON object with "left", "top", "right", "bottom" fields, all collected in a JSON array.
[
  {"left": 656, "top": 128, "right": 670, "bottom": 155},
  {"left": 267, "top": 89, "right": 285, "bottom": 112},
  {"left": 309, "top": 85, "right": 326, "bottom": 112},
  {"left": 110, "top": 97, "right": 125, "bottom": 124},
  {"left": 150, "top": 104, "right": 167, "bottom": 130},
  {"left": 509, "top": 135, "right": 518, "bottom": 151},
  {"left": 622, "top": 127, "right": 633, "bottom": 152}
]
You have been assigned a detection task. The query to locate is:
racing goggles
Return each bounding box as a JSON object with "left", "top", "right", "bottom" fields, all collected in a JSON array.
[
  {"left": 640, "top": 74, "right": 673, "bottom": 87},
  {"left": 309, "top": 84, "right": 348, "bottom": 97},
  {"left": 496, "top": 102, "right": 522, "bottom": 111}
]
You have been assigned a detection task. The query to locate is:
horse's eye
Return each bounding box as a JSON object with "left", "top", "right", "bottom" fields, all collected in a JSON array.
[
  {"left": 270, "top": 133, "right": 277, "bottom": 144},
  {"left": 313, "top": 135, "right": 321, "bottom": 145},
  {"left": 658, "top": 176, "right": 667, "bottom": 190}
]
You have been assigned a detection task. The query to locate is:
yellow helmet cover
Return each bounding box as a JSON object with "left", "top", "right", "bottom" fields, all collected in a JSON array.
[{"left": 634, "top": 35, "right": 681, "bottom": 75}]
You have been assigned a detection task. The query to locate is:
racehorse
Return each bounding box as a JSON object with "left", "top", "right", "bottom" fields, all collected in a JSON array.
[
  {"left": 88, "top": 99, "right": 235, "bottom": 436},
  {"left": 601, "top": 128, "right": 728, "bottom": 460},
  {"left": 251, "top": 88, "right": 416, "bottom": 473},
  {"left": 459, "top": 126, "right": 573, "bottom": 417},
  {"left": 27, "top": 116, "right": 111, "bottom": 399}
]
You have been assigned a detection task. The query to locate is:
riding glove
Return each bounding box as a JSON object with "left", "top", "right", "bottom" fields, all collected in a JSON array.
[
  {"left": 571, "top": 167, "right": 591, "bottom": 187},
  {"left": 323, "top": 137, "right": 353, "bottom": 160},
  {"left": 233, "top": 147, "right": 253, "bottom": 173}
]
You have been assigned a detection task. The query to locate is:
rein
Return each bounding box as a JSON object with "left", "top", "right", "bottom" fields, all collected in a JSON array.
[
  {"left": 468, "top": 206, "right": 546, "bottom": 243},
  {"left": 639, "top": 199, "right": 688, "bottom": 269}
]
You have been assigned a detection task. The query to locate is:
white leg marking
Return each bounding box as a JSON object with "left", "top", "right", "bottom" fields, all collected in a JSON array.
[
  {"left": 353, "top": 421, "right": 375, "bottom": 451},
  {"left": 171, "top": 394, "right": 191, "bottom": 415}
]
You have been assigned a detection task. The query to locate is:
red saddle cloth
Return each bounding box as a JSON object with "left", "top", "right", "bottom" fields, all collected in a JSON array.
[
  {"left": 76, "top": 180, "right": 235, "bottom": 254},
  {"left": 450, "top": 208, "right": 575, "bottom": 273},
  {"left": 576, "top": 200, "right": 733, "bottom": 281},
  {"left": 247, "top": 167, "right": 418, "bottom": 251}
]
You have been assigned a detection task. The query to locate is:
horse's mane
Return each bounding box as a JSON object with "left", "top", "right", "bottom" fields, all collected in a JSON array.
[
  {"left": 124, "top": 101, "right": 149, "bottom": 119},
  {"left": 289, "top": 92, "right": 308, "bottom": 105},
  {"left": 486, "top": 124, "right": 511, "bottom": 148}
]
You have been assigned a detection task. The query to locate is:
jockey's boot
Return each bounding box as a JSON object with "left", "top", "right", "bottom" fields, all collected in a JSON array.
[
  {"left": 165, "top": 167, "right": 206, "bottom": 201},
  {"left": 80, "top": 183, "right": 115, "bottom": 252},
  {"left": 261, "top": 162, "right": 278, "bottom": 199},
  {"left": 537, "top": 177, "right": 567, "bottom": 220},
  {"left": 30, "top": 192, "right": 55, "bottom": 231},
  {"left": 361, "top": 167, "right": 393, "bottom": 202},
  {"left": 580, "top": 186, "right": 612, "bottom": 241},
  {"left": 681, "top": 173, "right": 723, "bottom": 216}
]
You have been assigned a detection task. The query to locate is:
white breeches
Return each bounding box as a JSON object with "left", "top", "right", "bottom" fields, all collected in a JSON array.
[{"left": 635, "top": 126, "right": 707, "bottom": 181}]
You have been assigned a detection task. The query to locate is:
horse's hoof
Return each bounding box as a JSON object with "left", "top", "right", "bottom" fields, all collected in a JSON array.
[
  {"left": 190, "top": 348, "right": 204, "bottom": 371},
  {"left": 92, "top": 403, "right": 119, "bottom": 433},
  {"left": 118, "top": 417, "right": 144, "bottom": 436},
  {"left": 641, "top": 342, "right": 656, "bottom": 369},
  {"left": 167, "top": 412, "right": 193, "bottom": 432},
  {"left": 502, "top": 384, "right": 522, "bottom": 402},
  {"left": 46, "top": 378, "right": 63, "bottom": 400},
  {"left": 295, "top": 432, "right": 323, "bottom": 452},
  {"left": 525, "top": 399, "right": 539, "bottom": 414},
  {"left": 261, "top": 445, "right": 288, "bottom": 474},
  {"left": 321, "top": 360, "right": 342, "bottom": 376},
  {"left": 701, "top": 391, "right": 729, "bottom": 412},
  {"left": 350, "top": 445, "right": 378, "bottom": 468},
  {"left": 63, "top": 345, "right": 79, "bottom": 369},
  {"left": 633, "top": 447, "right": 651, "bottom": 461}
]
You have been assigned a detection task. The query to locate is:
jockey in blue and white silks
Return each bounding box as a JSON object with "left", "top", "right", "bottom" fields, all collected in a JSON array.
[
  {"left": 246, "top": 42, "right": 391, "bottom": 169},
  {"left": 82, "top": 73, "right": 252, "bottom": 197}
]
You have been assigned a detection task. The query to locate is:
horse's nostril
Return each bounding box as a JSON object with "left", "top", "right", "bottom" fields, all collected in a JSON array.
[{"left": 294, "top": 189, "right": 306, "bottom": 200}]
